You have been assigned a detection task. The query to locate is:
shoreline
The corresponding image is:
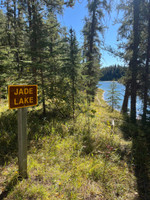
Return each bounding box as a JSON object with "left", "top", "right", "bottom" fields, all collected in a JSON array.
[{"left": 98, "top": 88, "right": 121, "bottom": 113}]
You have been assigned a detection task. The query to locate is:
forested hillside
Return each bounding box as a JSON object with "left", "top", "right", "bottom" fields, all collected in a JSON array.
[
  {"left": 0, "top": 0, "right": 150, "bottom": 199},
  {"left": 100, "top": 65, "right": 127, "bottom": 81}
]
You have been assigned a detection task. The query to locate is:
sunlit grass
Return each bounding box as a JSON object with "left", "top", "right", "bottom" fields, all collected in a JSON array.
[
  {"left": 0, "top": 89, "right": 138, "bottom": 199},
  {"left": 0, "top": 99, "right": 8, "bottom": 114}
]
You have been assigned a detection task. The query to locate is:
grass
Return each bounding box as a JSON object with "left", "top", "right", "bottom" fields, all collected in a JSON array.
[{"left": 0, "top": 89, "right": 139, "bottom": 199}]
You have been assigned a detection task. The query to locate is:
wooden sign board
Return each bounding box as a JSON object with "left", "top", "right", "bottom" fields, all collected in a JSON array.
[{"left": 8, "top": 85, "right": 38, "bottom": 109}]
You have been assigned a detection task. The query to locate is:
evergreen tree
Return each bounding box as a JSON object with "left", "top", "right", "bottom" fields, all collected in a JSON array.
[
  {"left": 117, "top": 0, "right": 142, "bottom": 122},
  {"left": 121, "top": 74, "right": 131, "bottom": 114},
  {"left": 100, "top": 65, "right": 127, "bottom": 81},
  {"left": 82, "top": 0, "right": 110, "bottom": 102},
  {"left": 44, "top": 12, "right": 62, "bottom": 115},
  {"left": 106, "top": 81, "right": 121, "bottom": 112},
  {"left": 0, "top": 10, "right": 7, "bottom": 98},
  {"left": 142, "top": 0, "right": 150, "bottom": 124},
  {"left": 62, "top": 28, "right": 84, "bottom": 119},
  {"left": 130, "top": 0, "right": 141, "bottom": 123},
  {"left": 116, "top": 1, "right": 133, "bottom": 115},
  {"left": 0, "top": 0, "right": 78, "bottom": 114}
]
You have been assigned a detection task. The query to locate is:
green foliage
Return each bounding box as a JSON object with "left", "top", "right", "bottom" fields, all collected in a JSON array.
[
  {"left": 0, "top": 0, "right": 87, "bottom": 118},
  {"left": 57, "top": 28, "right": 85, "bottom": 119},
  {"left": 106, "top": 81, "right": 121, "bottom": 112},
  {"left": 0, "top": 0, "right": 150, "bottom": 198},
  {"left": 0, "top": 110, "right": 17, "bottom": 165},
  {"left": 117, "top": 0, "right": 150, "bottom": 122},
  {"left": 82, "top": 0, "right": 111, "bottom": 100},
  {"left": 100, "top": 65, "right": 127, "bottom": 81},
  {"left": 0, "top": 89, "right": 138, "bottom": 199}
]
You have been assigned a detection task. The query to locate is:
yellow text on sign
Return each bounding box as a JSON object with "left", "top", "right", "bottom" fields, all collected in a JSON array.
[
  {"left": 14, "top": 97, "right": 34, "bottom": 105},
  {"left": 8, "top": 85, "right": 38, "bottom": 109},
  {"left": 14, "top": 88, "right": 33, "bottom": 95}
]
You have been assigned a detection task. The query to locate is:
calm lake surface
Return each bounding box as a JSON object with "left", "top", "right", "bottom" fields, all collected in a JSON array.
[{"left": 98, "top": 81, "right": 143, "bottom": 117}]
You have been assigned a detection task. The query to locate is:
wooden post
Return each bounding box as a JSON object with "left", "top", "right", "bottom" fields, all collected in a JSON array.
[
  {"left": 111, "top": 119, "right": 115, "bottom": 135},
  {"left": 18, "top": 108, "right": 27, "bottom": 178}
]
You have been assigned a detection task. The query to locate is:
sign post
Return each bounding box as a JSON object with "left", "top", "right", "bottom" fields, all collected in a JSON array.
[
  {"left": 8, "top": 85, "right": 38, "bottom": 179},
  {"left": 18, "top": 107, "right": 27, "bottom": 178}
]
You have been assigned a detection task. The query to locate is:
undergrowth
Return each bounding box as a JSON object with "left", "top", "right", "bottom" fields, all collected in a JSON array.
[{"left": 0, "top": 89, "right": 138, "bottom": 199}]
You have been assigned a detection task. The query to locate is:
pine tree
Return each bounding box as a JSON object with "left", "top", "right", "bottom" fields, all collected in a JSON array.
[
  {"left": 106, "top": 81, "right": 121, "bottom": 112},
  {"left": 116, "top": 1, "right": 133, "bottom": 115},
  {"left": 62, "top": 28, "right": 83, "bottom": 119},
  {"left": 0, "top": 10, "right": 7, "bottom": 98},
  {"left": 117, "top": 0, "right": 142, "bottom": 122},
  {"left": 142, "top": 0, "right": 150, "bottom": 124},
  {"left": 42, "top": 12, "right": 62, "bottom": 115},
  {"left": 82, "top": 0, "right": 110, "bottom": 102},
  {"left": 1, "top": 0, "right": 27, "bottom": 85},
  {"left": 130, "top": 0, "right": 141, "bottom": 123}
]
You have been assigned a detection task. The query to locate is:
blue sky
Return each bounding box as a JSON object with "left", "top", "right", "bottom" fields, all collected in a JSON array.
[{"left": 58, "top": 0, "right": 124, "bottom": 67}]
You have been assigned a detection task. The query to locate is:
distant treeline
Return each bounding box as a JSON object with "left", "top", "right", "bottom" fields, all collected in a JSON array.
[{"left": 100, "top": 65, "right": 127, "bottom": 81}]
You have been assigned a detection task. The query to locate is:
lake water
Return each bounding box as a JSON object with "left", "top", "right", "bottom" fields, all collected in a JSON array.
[{"left": 98, "top": 81, "right": 143, "bottom": 117}]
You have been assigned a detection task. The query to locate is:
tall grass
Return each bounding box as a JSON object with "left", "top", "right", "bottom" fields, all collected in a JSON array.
[{"left": 0, "top": 90, "right": 138, "bottom": 200}]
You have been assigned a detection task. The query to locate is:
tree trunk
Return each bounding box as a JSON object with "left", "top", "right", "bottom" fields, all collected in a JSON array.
[
  {"left": 6, "top": 0, "right": 11, "bottom": 46},
  {"left": 142, "top": 1, "right": 150, "bottom": 124},
  {"left": 40, "top": 60, "right": 46, "bottom": 116},
  {"left": 27, "top": 0, "right": 37, "bottom": 84},
  {"left": 121, "top": 81, "right": 130, "bottom": 114},
  {"left": 130, "top": 0, "right": 140, "bottom": 123},
  {"left": 31, "top": 0, "right": 37, "bottom": 83},
  {"left": 70, "top": 29, "right": 75, "bottom": 120},
  {"left": 13, "top": 0, "right": 20, "bottom": 74},
  {"left": 87, "top": 0, "right": 96, "bottom": 102}
]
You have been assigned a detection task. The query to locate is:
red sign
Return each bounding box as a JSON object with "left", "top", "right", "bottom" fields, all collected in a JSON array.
[{"left": 8, "top": 85, "right": 38, "bottom": 109}]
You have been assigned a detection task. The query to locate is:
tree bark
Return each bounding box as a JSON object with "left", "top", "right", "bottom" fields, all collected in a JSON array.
[
  {"left": 41, "top": 67, "right": 46, "bottom": 116},
  {"left": 87, "top": 0, "right": 96, "bottom": 102},
  {"left": 122, "top": 81, "right": 130, "bottom": 114},
  {"left": 13, "top": 0, "right": 20, "bottom": 74},
  {"left": 142, "top": 1, "right": 150, "bottom": 124},
  {"left": 130, "top": 0, "right": 140, "bottom": 123}
]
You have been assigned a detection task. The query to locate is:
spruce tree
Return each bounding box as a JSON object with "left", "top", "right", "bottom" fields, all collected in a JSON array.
[
  {"left": 142, "top": 0, "right": 150, "bottom": 124},
  {"left": 62, "top": 28, "right": 83, "bottom": 119},
  {"left": 130, "top": 0, "right": 141, "bottom": 123},
  {"left": 82, "top": 0, "right": 110, "bottom": 102},
  {"left": 117, "top": 0, "right": 142, "bottom": 122},
  {"left": 107, "top": 81, "right": 121, "bottom": 112},
  {"left": 0, "top": 10, "right": 7, "bottom": 98}
]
